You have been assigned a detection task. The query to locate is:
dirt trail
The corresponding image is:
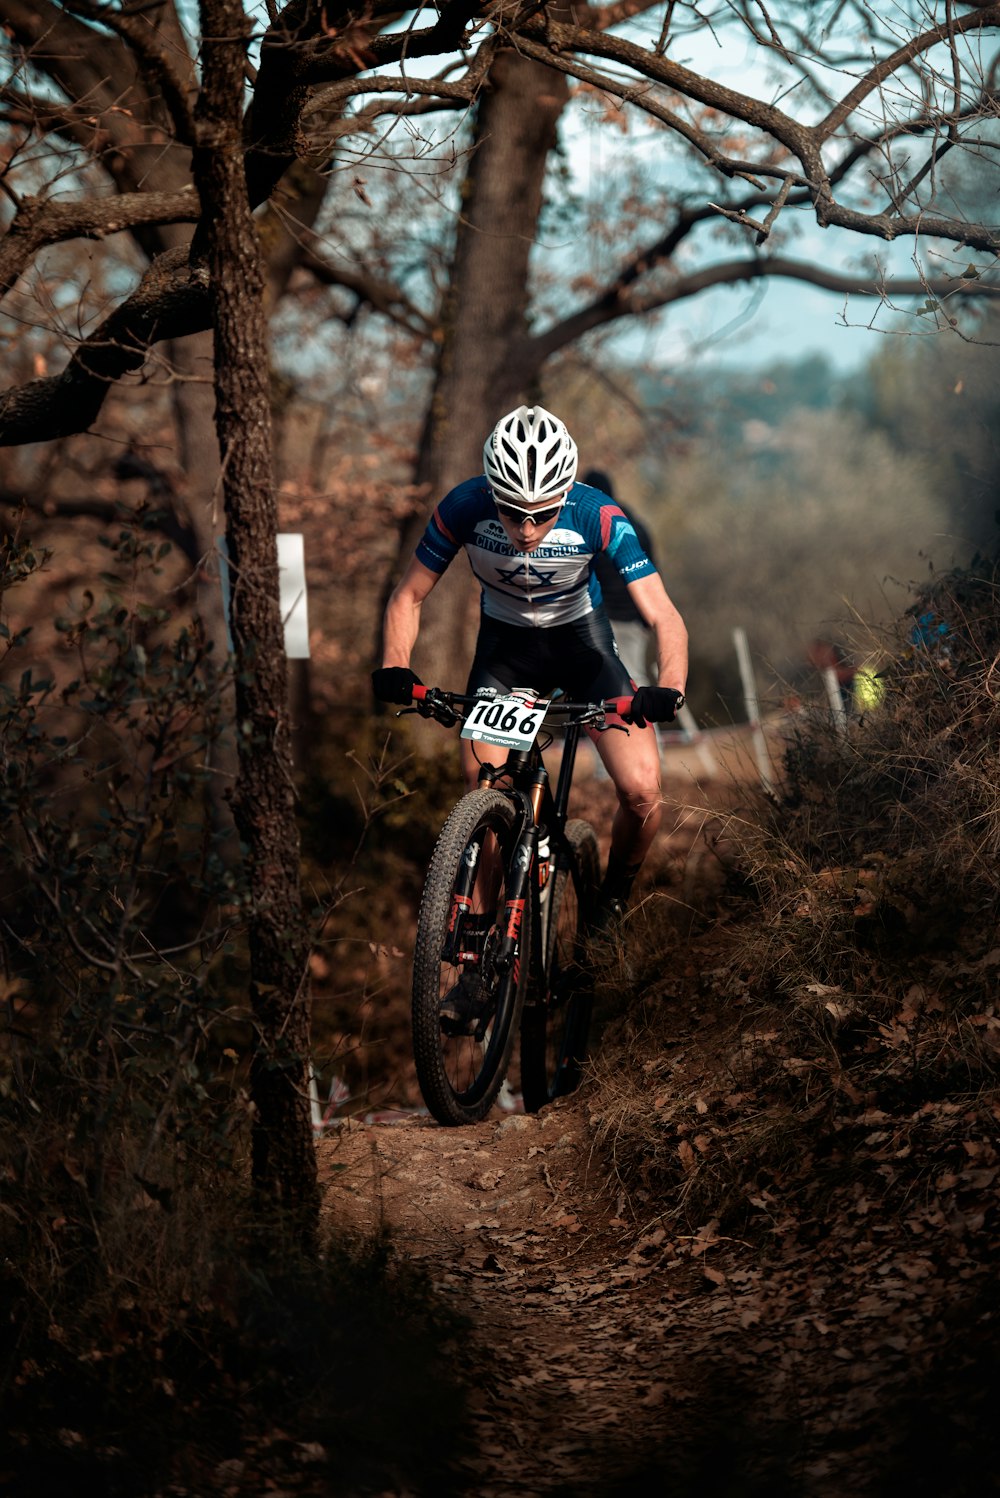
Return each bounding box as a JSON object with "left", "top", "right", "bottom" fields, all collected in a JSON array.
[
  {"left": 316, "top": 1093, "right": 802, "bottom": 1498},
  {"left": 311, "top": 720, "right": 828, "bottom": 1494},
  {"left": 317, "top": 1102, "right": 678, "bottom": 1495}
]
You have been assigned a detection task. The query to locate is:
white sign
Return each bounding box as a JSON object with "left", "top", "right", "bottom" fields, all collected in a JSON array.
[
  {"left": 217, "top": 533, "right": 310, "bottom": 659},
  {"left": 277, "top": 533, "right": 310, "bottom": 659}
]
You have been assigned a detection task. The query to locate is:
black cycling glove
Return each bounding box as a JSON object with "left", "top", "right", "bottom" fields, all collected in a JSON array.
[
  {"left": 624, "top": 686, "right": 685, "bottom": 728},
  {"left": 371, "top": 666, "right": 423, "bottom": 705}
]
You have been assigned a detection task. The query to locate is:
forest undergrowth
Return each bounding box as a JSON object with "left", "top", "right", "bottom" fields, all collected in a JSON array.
[
  {"left": 3, "top": 526, "right": 1000, "bottom": 1495},
  {"left": 592, "top": 555, "right": 1000, "bottom": 1219},
  {"left": 0, "top": 526, "right": 468, "bottom": 1497}
]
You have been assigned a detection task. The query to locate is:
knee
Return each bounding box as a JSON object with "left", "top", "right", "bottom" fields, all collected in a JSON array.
[{"left": 615, "top": 774, "right": 662, "bottom": 824}]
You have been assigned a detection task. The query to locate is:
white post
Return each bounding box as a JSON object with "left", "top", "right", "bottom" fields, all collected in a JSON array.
[
  {"left": 309, "top": 1064, "right": 324, "bottom": 1133},
  {"left": 733, "top": 626, "right": 774, "bottom": 795},
  {"left": 277, "top": 533, "right": 310, "bottom": 659},
  {"left": 821, "top": 665, "right": 848, "bottom": 737},
  {"left": 676, "top": 702, "right": 719, "bottom": 778}
]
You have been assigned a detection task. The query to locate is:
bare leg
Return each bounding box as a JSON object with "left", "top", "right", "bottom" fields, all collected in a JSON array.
[
  {"left": 592, "top": 716, "right": 663, "bottom": 868},
  {"left": 460, "top": 736, "right": 484, "bottom": 792}
]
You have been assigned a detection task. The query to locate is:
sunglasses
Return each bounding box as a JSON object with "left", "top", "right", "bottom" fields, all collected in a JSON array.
[{"left": 493, "top": 497, "right": 564, "bottom": 527}]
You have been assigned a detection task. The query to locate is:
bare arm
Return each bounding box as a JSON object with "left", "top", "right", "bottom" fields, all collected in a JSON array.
[
  {"left": 381, "top": 556, "right": 442, "bottom": 668},
  {"left": 626, "top": 573, "right": 688, "bottom": 694}
]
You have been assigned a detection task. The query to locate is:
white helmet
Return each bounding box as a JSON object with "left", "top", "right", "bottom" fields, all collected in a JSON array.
[{"left": 483, "top": 405, "right": 578, "bottom": 505}]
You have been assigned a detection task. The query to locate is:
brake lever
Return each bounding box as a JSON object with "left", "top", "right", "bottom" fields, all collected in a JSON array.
[{"left": 396, "top": 697, "right": 458, "bottom": 726}]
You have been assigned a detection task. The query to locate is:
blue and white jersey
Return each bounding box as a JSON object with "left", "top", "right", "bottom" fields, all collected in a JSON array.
[{"left": 415, "top": 478, "right": 656, "bottom": 628}]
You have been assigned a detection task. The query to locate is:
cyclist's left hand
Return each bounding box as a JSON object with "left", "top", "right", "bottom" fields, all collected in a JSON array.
[{"left": 623, "top": 686, "right": 685, "bottom": 728}]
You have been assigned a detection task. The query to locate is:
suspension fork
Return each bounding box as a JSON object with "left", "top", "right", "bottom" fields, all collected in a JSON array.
[
  {"left": 494, "top": 790, "right": 537, "bottom": 986},
  {"left": 442, "top": 786, "right": 538, "bottom": 976},
  {"left": 442, "top": 831, "right": 485, "bottom": 964},
  {"left": 469, "top": 754, "right": 552, "bottom": 986},
  {"left": 441, "top": 754, "right": 525, "bottom": 962}
]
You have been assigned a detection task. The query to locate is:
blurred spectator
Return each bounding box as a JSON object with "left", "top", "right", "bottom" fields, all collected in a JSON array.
[
  {"left": 909, "top": 610, "right": 951, "bottom": 656},
  {"left": 582, "top": 467, "right": 657, "bottom": 687}
]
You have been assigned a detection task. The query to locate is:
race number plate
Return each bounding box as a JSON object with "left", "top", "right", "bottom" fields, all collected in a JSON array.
[{"left": 461, "top": 693, "right": 548, "bottom": 751}]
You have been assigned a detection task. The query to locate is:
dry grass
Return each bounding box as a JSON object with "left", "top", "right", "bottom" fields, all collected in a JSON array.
[{"left": 586, "top": 558, "right": 1000, "bottom": 1239}]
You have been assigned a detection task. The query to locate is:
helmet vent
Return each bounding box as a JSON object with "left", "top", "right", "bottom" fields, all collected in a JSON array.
[{"left": 483, "top": 404, "right": 578, "bottom": 505}]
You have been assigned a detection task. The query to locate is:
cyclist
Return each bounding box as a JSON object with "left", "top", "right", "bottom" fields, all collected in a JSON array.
[{"left": 372, "top": 404, "right": 688, "bottom": 984}]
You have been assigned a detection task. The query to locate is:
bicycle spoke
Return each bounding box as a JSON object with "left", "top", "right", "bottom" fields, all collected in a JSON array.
[{"left": 412, "top": 791, "right": 529, "bottom": 1125}]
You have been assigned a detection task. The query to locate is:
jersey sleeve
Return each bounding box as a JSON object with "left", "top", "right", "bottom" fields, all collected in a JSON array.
[
  {"left": 578, "top": 489, "right": 657, "bottom": 587},
  {"left": 414, "top": 487, "right": 467, "bottom": 575},
  {"left": 607, "top": 510, "right": 656, "bottom": 586}
]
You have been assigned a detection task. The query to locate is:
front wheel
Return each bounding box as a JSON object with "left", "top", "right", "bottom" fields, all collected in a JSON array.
[
  {"left": 412, "top": 789, "right": 530, "bottom": 1125},
  {"left": 520, "top": 819, "right": 600, "bottom": 1112}
]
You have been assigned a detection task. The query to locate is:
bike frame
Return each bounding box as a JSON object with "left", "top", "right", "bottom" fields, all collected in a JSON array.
[
  {"left": 406, "top": 686, "right": 628, "bottom": 1008},
  {"left": 402, "top": 684, "right": 628, "bottom": 1120},
  {"left": 465, "top": 714, "right": 590, "bottom": 1004}
]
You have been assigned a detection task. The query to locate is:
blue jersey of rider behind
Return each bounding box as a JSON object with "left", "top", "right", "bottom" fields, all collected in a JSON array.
[{"left": 415, "top": 478, "right": 656, "bottom": 628}]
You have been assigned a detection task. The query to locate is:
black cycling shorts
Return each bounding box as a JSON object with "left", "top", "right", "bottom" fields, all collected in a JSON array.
[{"left": 466, "top": 608, "right": 635, "bottom": 703}]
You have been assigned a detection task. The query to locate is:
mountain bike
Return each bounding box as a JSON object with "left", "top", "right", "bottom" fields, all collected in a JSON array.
[{"left": 398, "top": 684, "right": 634, "bottom": 1126}]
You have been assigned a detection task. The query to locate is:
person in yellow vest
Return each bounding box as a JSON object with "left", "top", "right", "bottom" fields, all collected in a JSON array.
[{"left": 853, "top": 660, "right": 885, "bottom": 713}]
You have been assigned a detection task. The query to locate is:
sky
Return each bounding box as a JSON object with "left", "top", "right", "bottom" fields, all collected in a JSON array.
[
  {"left": 640, "top": 270, "right": 892, "bottom": 374},
  {"left": 563, "top": 117, "right": 915, "bottom": 378}
]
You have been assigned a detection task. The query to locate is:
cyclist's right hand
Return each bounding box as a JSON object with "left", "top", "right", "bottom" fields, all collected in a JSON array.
[
  {"left": 372, "top": 666, "right": 423, "bottom": 705},
  {"left": 619, "top": 686, "right": 685, "bottom": 728}
]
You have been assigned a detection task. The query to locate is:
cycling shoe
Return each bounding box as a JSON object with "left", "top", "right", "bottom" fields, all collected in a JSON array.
[{"left": 440, "top": 970, "right": 494, "bottom": 1037}]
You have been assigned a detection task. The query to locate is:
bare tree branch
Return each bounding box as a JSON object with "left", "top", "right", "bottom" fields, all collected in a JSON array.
[
  {"left": 516, "top": 11, "right": 826, "bottom": 176},
  {"left": 1, "top": 0, "right": 196, "bottom": 180},
  {"left": 2, "top": 0, "right": 998, "bottom": 452},
  {"left": 513, "top": 21, "right": 1000, "bottom": 251},
  {"left": 304, "top": 39, "right": 496, "bottom": 127},
  {"left": 511, "top": 32, "right": 814, "bottom": 189},
  {"left": 0, "top": 0, "right": 132, "bottom": 107},
  {"left": 0, "top": 245, "right": 209, "bottom": 443},
  {"left": 299, "top": 242, "right": 435, "bottom": 337},
  {"left": 0, "top": 187, "right": 199, "bottom": 300},
  {"left": 531, "top": 255, "right": 996, "bottom": 362},
  {"left": 818, "top": 5, "right": 1000, "bottom": 138},
  {"left": 241, "top": 0, "right": 485, "bottom": 213},
  {"left": 60, "top": 0, "right": 198, "bottom": 143}
]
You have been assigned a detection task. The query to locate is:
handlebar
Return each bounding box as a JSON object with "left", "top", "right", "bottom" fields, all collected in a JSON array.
[{"left": 406, "top": 684, "right": 634, "bottom": 729}]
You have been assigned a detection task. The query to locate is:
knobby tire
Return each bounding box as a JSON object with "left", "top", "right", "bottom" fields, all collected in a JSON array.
[
  {"left": 412, "top": 789, "right": 530, "bottom": 1125},
  {"left": 520, "top": 818, "right": 600, "bottom": 1112}
]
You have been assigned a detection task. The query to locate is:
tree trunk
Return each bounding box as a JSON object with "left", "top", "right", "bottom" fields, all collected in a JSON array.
[
  {"left": 192, "top": 0, "right": 318, "bottom": 1229},
  {"left": 166, "top": 328, "right": 244, "bottom": 846},
  {"left": 390, "top": 45, "right": 571, "bottom": 691}
]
